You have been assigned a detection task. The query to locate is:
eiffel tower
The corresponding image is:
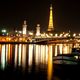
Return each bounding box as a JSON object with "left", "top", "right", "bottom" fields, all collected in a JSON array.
[{"left": 47, "top": 4, "right": 54, "bottom": 32}]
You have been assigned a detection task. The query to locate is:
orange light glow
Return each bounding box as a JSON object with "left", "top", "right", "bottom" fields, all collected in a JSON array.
[{"left": 47, "top": 45, "right": 53, "bottom": 80}]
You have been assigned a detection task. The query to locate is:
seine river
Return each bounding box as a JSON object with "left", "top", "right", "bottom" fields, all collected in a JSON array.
[{"left": 0, "top": 43, "right": 79, "bottom": 80}]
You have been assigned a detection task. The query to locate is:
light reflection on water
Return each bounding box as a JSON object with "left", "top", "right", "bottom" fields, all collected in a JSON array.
[
  {"left": 18, "top": 44, "right": 22, "bottom": 66},
  {"left": 28, "top": 44, "right": 33, "bottom": 72},
  {"left": 14, "top": 44, "right": 18, "bottom": 67},
  {"left": 1, "top": 44, "right": 6, "bottom": 69},
  {"left": 22, "top": 44, "right": 27, "bottom": 70},
  {"left": 47, "top": 45, "right": 53, "bottom": 80},
  {"left": 0, "top": 43, "right": 75, "bottom": 79},
  {"left": 7, "top": 44, "right": 11, "bottom": 63}
]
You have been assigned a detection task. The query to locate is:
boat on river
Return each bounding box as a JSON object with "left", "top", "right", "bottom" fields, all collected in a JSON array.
[
  {"left": 53, "top": 48, "right": 80, "bottom": 79},
  {"left": 53, "top": 48, "right": 80, "bottom": 65}
]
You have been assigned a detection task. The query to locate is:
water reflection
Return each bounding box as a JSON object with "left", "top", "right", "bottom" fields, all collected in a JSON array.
[
  {"left": 47, "top": 45, "right": 53, "bottom": 80},
  {"left": 22, "top": 44, "right": 27, "bottom": 70},
  {"left": 18, "top": 44, "right": 22, "bottom": 66},
  {"left": 55, "top": 44, "right": 58, "bottom": 56},
  {"left": 14, "top": 44, "right": 27, "bottom": 69},
  {"left": 14, "top": 44, "right": 18, "bottom": 67},
  {"left": 35, "top": 45, "right": 40, "bottom": 66},
  {"left": 54, "top": 44, "right": 73, "bottom": 56},
  {"left": 59, "top": 44, "right": 63, "bottom": 54},
  {"left": 7, "top": 44, "right": 12, "bottom": 64},
  {"left": 1, "top": 45, "right": 6, "bottom": 69},
  {"left": 28, "top": 44, "right": 33, "bottom": 71},
  {"left": 35, "top": 45, "right": 48, "bottom": 66},
  {"left": 0, "top": 43, "right": 77, "bottom": 79}
]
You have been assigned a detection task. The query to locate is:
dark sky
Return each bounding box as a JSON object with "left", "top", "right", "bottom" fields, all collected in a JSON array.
[{"left": 0, "top": 0, "right": 80, "bottom": 32}]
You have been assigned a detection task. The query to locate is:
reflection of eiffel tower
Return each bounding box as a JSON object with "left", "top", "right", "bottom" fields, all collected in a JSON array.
[{"left": 47, "top": 4, "right": 54, "bottom": 32}]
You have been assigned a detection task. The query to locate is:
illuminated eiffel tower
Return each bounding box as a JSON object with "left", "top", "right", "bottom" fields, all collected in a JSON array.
[{"left": 47, "top": 4, "right": 54, "bottom": 32}]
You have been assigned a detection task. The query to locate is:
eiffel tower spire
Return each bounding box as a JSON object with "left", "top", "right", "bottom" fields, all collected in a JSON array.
[{"left": 48, "top": 4, "right": 54, "bottom": 32}]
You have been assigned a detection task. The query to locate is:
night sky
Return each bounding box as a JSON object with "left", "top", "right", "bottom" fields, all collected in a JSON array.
[{"left": 0, "top": 0, "right": 80, "bottom": 33}]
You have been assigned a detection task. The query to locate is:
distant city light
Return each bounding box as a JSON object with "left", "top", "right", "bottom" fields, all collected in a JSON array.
[
  {"left": 15, "top": 30, "right": 18, "bottom": 33},
  {"left": 59, "top": 34, "right": 63, "bottom": 37},
  {"left": 68, "top": 34, "right": 70, "bottom": 37},
  {"left": 29, "top": 32, "right": 33, "bottom": 35},
  {"left": 55, "top": 34, "right": 58, "bottom": 37},
  {"left": 73, "top": 33, "right": 76, "bottom": 37},
  {"left": 2, "top": 29, "right": 6, "bottom": 33},
  {"left": 19, "top": 31, "right": 22, "bottom": 34},
  {"left": 7, "top": 33, "right": 9, "bottom": 35},
  {"left": 50, "top": 33, "right": 53, "bottom": 36}
]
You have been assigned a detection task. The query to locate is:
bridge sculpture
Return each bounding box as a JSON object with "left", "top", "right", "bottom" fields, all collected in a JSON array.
[{"left": 0, "top": 34, "right": 80, "bottom": 44}]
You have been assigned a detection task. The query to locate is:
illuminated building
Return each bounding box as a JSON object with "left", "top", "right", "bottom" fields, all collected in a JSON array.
[
  {"left": 47, "top": 4, "right": 54, "bottom": 32},
  {"left": 22, "top": 20, "right": 27, "bottom": 36},
  {"left": 36, "top": 24, "right": 41, "bottom": 37}
]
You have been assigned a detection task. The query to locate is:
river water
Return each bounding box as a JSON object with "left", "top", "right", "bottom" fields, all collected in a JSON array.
[{"left": 0, "top": 43, "right": 79, "bottom": 80}]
